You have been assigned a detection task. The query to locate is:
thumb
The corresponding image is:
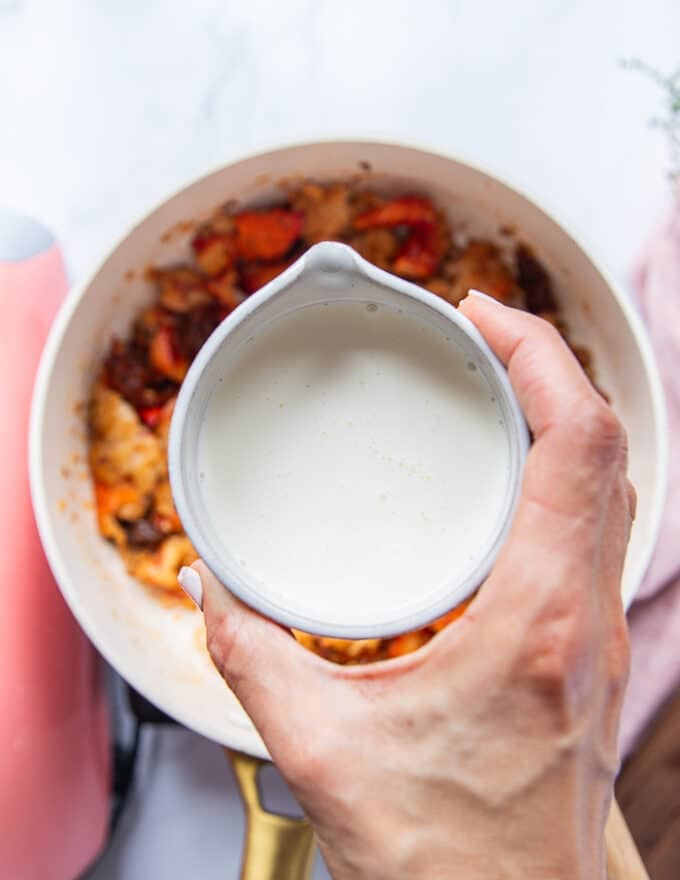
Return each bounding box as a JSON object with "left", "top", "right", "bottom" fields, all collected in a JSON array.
[{"left": 180, "top": 560, "right": 327, "bottom": 746}]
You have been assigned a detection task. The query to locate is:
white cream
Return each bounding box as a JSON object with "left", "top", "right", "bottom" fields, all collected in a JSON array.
[{"left": 198, "top": 302, "right": 510, "bottom": 619}]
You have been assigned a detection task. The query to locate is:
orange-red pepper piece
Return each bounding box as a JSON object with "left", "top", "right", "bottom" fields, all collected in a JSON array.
[
  {"left": 393, "top": 226, "right": 442, "bottom": 279},
  {"left": 234, "top": 209, "right": 303, "bottom": 261},
  {"left": 94, "top": 481, "right": 145, "bottom": 546},
  {"left": 429, "top": 596, "right": 474, "bottom": 633},
  {"left": 240, "top": 259, "right": 294, "bottom": 293},
  {"left": 353, "top": 196, "right": 436, "bottom": 231},
  {"left": 149, "top": 326, "right": 188, "bottom": 383},
  {"left": 386, "top": 629, "right": 431, "bottom": 658},
  {"left": 94, "top": 481, "right": 141, "bottom": 517},
  {"left": 139, "top": 405, "right": 164, "bottom": 428}
]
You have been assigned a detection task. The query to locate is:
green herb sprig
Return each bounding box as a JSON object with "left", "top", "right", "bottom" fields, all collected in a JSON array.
[{"left": 621, "top": 58, "right": 680, "bottom": 182}]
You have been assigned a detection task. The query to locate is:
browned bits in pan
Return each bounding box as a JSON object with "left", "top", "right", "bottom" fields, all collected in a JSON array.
[{"left": 516, "top": 243, "right": 558, "bottom": 313}]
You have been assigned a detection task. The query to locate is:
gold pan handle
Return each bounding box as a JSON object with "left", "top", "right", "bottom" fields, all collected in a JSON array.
[{"left": 226, "top": 749, "right": 316, "bottom": 880}]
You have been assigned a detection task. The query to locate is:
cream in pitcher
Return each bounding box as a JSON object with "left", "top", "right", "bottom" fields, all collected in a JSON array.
[{"left": 198, "top": 301, "right": 509, "bottom": 618}]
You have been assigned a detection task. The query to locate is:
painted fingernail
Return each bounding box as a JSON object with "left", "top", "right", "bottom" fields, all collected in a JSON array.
[
  {"left": 466, "top": 289, "right": 499, "bottom": 304},
  {"left": 178, "top": 566, "right": 203, "bottom": 609}
]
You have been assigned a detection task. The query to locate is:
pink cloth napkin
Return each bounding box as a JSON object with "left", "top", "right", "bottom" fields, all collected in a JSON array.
[{"left": 620, "top": 194, "right": 680, "bottom": 757}]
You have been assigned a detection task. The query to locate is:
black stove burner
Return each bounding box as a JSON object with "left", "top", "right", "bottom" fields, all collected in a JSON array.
[
  {"left": 78, "top": 684, "right": 182, "bottom": 879},
  {"left": 127, "top": 685, "right": 178, "bottom": 725}
]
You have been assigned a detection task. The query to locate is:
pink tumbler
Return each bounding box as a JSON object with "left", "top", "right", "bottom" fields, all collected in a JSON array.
[{"left": 0, "top": 212, "right": 110, "bottom": 879}]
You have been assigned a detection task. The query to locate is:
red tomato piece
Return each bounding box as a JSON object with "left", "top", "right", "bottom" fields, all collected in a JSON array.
[
  {"left": 353, "top": 196, "right": 436, "bottom": 231},
  {"left": 234, "top": 209, "right": 303, "bottom": 261},
  {"left": 393, "top": 226, "right": 442, "bottom": 279},
  {"left": 138, "top": 405, "right": 163, "bottom": 428}
]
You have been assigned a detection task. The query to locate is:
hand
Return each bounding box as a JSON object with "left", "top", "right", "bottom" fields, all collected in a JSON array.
[{"left": 185, "top": 292, "right": 634, "bottom": 880}]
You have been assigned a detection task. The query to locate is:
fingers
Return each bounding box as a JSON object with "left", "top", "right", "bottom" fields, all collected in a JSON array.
[
  {"left": 462, "top": 292, "right": 626, "bottom": 526},
  {"left": 460, "top": 291, "right": 595, "bottom": 440},
  {"left": 186, "top": 561, "right": 327, "bottom": 749},
  {"left": 626, "top": 480, "right": 637, "bottom": 521},
  {"left": 458, "top": 293, "right": 631, "bottom": 621},
  {"left": 460, "top": 290, "right": 628, "bottom": 512},
  {"left": 593, "top": 473, "right": 635, "bottom": 617}
]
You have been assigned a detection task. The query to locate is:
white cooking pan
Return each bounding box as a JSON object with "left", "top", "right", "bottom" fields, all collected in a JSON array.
[{"left": 29, "top": 141, "right": 667, "bottom": 878}]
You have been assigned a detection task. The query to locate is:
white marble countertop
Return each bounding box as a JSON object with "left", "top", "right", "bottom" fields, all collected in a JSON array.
[{"left": 1, "top": 1, "right": 677, "bottom": 878}]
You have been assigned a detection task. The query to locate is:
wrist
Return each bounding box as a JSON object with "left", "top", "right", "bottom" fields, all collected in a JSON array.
[
  {"left": 317, "top": 804, "right": 608, "bottom": 880},
  {"left": 320, "top": 829, "right": 605, "bottom": 880}
]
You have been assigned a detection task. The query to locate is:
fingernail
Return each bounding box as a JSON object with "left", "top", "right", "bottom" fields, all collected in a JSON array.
[
  {"left": 466, "top": 289, "right": 499, "bottom": 304},
  {"left": 178, "top": 566, "right": 203, "bottom": 609}
]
